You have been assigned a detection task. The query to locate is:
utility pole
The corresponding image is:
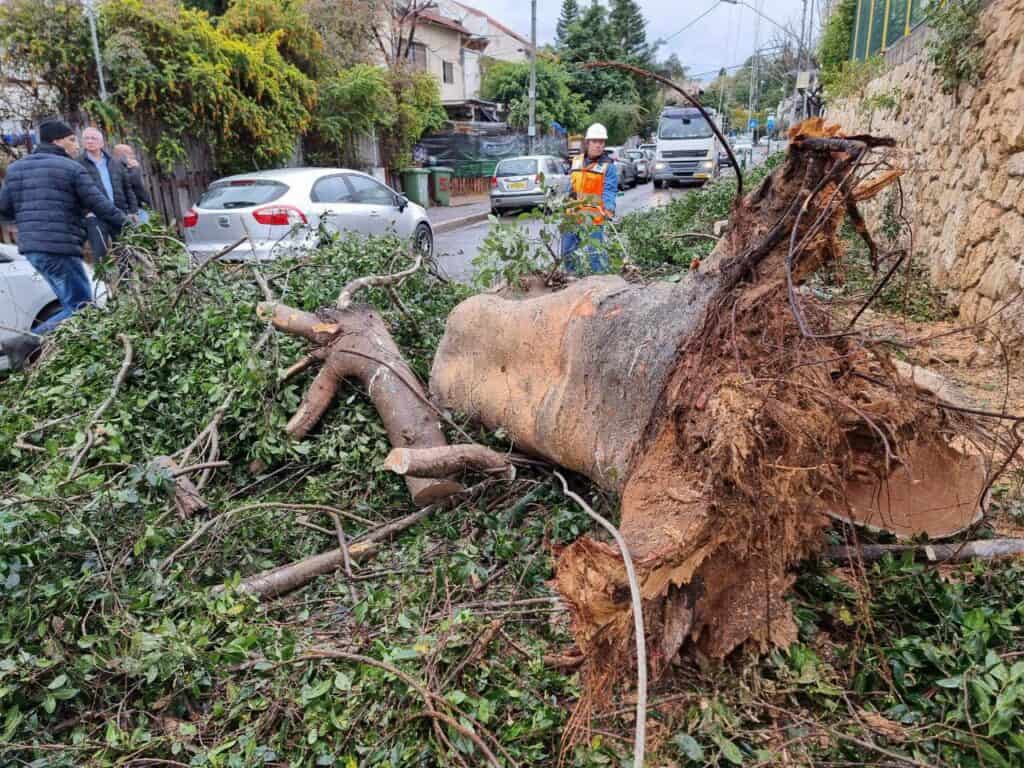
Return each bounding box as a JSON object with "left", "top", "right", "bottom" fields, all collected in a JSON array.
[
  {"left": 528, "top": 0, "right": 537, "bottom": 153},
  {"left": 791, "top": 0, "right": 808, "bottom": 125},
  {"left": 85, "top": 0, "right": 108, "bottom": 102},
  {"left": 748, "top": 0, "right": 760, "bottom": 138}
]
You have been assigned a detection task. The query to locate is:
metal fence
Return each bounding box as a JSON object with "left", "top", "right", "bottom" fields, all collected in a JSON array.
[{"left": 851, "top": 0, "right": 933, "bottom": 59}]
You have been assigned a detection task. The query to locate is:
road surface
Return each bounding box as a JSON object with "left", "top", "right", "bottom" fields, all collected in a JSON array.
[{"left": 434, "top": 181, "right": 695, "bottom": 282}]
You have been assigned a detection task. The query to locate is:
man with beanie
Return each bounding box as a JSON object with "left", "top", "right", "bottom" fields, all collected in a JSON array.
[{"left": 0, "top": 119, "right": 127, "bottom": 335}]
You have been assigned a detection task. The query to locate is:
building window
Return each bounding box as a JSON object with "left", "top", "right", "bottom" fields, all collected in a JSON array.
[
  {"left": 443, "top": 61, "right": 455, "bottom": 84},
  {"left": 408, "top": 42, "right": 427, "bottom": 72}
]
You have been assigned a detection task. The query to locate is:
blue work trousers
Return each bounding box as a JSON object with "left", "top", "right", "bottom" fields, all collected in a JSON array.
[
  {"left": 23, "top": 252, "right": 93, "bottom": 334},
  {"left": 561, "top": 227, "right": 609, "bottom": 274}
]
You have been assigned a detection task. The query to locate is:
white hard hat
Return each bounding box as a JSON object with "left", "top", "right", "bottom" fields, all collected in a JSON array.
[{"left": 585, "top": 123, "right": 608, "bottom": 141}]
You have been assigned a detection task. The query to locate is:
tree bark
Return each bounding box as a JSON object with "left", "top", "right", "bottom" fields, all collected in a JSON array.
[{"left": 151, "top": 455, "right": 209, "bottom": 519}]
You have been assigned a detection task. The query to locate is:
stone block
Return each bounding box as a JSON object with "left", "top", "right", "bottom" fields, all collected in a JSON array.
[
  {"left": 1009, "top": 152, "right": 1024, "bottom": 177},
  {"left": 976, "top": 257, "right": 1021, "bottom": 300}
]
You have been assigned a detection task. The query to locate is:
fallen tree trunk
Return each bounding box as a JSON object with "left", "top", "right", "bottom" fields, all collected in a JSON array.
[{"left": 430, "top": 120, "right": 999, "bottom": 696}]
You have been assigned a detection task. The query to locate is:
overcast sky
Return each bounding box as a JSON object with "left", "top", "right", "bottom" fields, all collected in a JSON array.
[{"left": 478, "top": 0, "right": 815, "bottom": 83}]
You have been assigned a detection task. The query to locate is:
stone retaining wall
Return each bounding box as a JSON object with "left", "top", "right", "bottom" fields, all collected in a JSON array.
[{"left": 826, "top": 0, "right": 1024, "bottom": 339}]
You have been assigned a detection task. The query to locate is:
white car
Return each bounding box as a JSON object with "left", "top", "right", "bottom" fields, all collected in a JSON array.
[
  {"left": 183, "top": 167, "right": 434, "bottom": 262},
  {"left": 0, "top": 243, "right": 105, "bottom": 371}
]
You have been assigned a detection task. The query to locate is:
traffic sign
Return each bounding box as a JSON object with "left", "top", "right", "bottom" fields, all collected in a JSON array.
[
  {"left": 748, "top": 118, "right": 758, "bottom": 130},
  {"left": 766, "top": 115, "right": 776, "bottom": 130}
]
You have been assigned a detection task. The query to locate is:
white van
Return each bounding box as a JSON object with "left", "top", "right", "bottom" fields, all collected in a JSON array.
[{"left": 652, "top": 106, "right": 722, "bottom": 188}]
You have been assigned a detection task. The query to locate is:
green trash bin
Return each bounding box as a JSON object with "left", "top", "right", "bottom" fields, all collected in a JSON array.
[
  {"left": 428, "top": 167, "right": 453, "bottom": 206},
  {"left": 400, "top": 168, "right": 430, "bottom": 208}
]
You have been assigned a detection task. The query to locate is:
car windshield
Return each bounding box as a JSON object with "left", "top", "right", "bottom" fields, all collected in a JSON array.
[
  {"left": 659, "top": 115, "right": 713, "bottom": 140},
  {"left": 198, "top": 180, "right": 288, "bottom": 209},
  {"left": 496, "top": 159, "right": 538, "bottom": 176}
]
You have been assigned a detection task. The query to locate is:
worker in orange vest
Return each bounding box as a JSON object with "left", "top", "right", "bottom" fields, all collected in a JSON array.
[{"left": 562, "top": 123, "right": 619, "bottom": 273}]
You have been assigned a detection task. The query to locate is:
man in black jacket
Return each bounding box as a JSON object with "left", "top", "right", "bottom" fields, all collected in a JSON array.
[
  {"left": 79, "top": 127, "right": 136, "bottom": 262},
  {"left": 0, "top": 119, "right": 127, "bottom": 334},
  {"left": 113, "top": 143, "right": 153, "bottom": 223}
]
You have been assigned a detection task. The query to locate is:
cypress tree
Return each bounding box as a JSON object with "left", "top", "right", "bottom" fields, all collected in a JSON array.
[{"left": 555, "top": 0, "right": 581, "bottom": 48}]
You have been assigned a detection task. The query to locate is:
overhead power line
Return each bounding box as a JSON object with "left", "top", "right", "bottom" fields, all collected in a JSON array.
[{"left": 658, "top": 1, "right": 721, "bottom": 45}]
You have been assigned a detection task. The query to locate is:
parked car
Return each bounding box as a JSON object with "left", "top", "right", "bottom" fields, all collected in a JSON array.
[
  {"left": 605, "top": 146, "right": 637, "bottom": 189},
  {"left": 0, "top": 243, "right": 106, "bottom": 371},
  {"left": 489, "top": 155, "right": 571, "bottom": 215},
  {"left": 624, "top": 149, "right": 651, "bottom": 182},
  {"left": 183, "top": 168, "right": 434, "bottom": 262}
]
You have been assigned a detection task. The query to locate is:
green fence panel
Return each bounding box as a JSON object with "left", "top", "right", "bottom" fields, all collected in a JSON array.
[
  {"left": 886, "top": 0, "right": 910, "bottom": 45},
  {"left": 868, "top": 0, "right": 887, "bottom": 56},
  {"left": 855, "top": 0, "right": 873, "bottom": 59}
]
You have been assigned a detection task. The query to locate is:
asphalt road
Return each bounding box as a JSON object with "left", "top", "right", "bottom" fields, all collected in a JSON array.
[{"left": 434, "top": 180, "right": 696, "bottom": 282}]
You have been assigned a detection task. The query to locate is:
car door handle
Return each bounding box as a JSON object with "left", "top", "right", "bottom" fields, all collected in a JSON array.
[{"left": 369, "top": 211, "right": 381, "bottom": 217}]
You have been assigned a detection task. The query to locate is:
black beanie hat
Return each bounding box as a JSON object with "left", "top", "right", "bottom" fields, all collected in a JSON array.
[{"left": 39, "top": 119, "right": 74, "bottom": 144}]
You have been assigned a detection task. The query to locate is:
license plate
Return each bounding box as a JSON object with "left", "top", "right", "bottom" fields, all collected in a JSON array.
[{"left": 508, "top": 181, "right": 528, "bottom": 190}]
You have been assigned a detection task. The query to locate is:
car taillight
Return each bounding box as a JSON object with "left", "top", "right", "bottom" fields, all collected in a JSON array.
[
  {"left": 490, "top": 176, "right": 497, "bottom": 188},
  {"left": 252, "top": 205, "right": 307, "bottom": 226},
  {"left": 182, "top": 208, "right": 198, "bottom": 228}
]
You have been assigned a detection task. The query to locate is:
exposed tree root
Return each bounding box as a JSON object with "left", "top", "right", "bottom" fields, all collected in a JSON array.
[{"left": 429, "top": 119, "right": 1015, "bottom": 741}]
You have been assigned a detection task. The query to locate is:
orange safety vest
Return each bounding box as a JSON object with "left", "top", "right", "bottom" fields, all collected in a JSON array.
[{"left": 569, "top": 155, "right": 611, "bottom": 226}]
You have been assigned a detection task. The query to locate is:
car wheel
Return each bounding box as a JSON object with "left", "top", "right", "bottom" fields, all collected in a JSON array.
[
  {"left": 653, "top": 179, "right": 663, "bottom": 189},
  {"left": 413, "top": 222, "right": 433, "bottom": 259}
]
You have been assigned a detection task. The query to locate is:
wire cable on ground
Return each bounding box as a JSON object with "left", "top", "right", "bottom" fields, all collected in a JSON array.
[{"left": 554, "top": 471, "right": 647, "bottom": 768}]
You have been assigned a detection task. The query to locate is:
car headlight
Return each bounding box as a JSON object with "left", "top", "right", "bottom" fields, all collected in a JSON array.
[
  {"left": 701, "top": 160, "right": 714, "bottom": 170},
  {"left": 655, "top": 162, "right": 666, "bottom": 170}
]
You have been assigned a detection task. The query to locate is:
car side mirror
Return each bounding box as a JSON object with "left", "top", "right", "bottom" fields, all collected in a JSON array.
[{"left": 395, "top": 194, "right": 409, "bottom": 212}]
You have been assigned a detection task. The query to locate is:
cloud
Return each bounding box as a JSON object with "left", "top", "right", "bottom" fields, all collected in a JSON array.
[{"left": 472, "top": 0, "right": 812, "bottom": 82}]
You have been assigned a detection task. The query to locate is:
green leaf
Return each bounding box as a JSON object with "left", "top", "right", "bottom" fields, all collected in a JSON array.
[
  {"left": 673, "top": 733, "right": 704, "bottom": 762},
  {"left": 714, "top": 734, "right": 745, "bottom": 765},
  {"left": 47, "top": 674, "right": 67, "bottom": 690},
  {"left": 301, "top": 678, "right": 332, "bottom": 703}
]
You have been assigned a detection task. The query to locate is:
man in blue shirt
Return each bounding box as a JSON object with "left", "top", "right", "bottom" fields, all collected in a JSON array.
[{"left": 79, "top": 127, "right": 136, "bottom": 263}]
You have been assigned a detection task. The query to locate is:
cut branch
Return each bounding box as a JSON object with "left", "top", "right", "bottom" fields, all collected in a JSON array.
[
  {"left": 825, "top": 539, "right": 1024, "bottom": 565},
  {"left": 68, "top": 334, "right": 133, "bottom": 479},
  {"left": 151, "top": 456, "right": 210, "bottom": 519},
  {"left": 257, "top": 299, "right": 462, "bottom": 506},
  {"left": 383, "top": 444, "right": 512, "bottom": 478},
  {"left": 336, "top": 251, "right": 422, "bottom": 311},
  {"left": 231, "top": 482, "right": 490, "bottom": 599}
]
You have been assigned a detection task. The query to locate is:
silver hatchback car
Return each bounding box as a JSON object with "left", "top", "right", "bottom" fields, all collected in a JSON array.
[
  {"left": 183, "top": 168, "right": 434, "bottom": 261},
  {"left": 489, "top": 155, "right": 571, "bottom": 215}
]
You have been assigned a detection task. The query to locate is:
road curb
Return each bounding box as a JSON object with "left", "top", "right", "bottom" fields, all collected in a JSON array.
[{"left": 432, "top": 210, "right": 491, "bottom": 234}]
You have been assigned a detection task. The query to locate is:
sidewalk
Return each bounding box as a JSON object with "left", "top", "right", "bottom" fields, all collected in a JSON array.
[{"left": 428, "top": 194, "right": 491, "bottom": 234}]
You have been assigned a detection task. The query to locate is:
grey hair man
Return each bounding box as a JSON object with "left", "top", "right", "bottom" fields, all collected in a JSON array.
[{"left": 79, "top": 127, "right": 137, "bottom": 262}]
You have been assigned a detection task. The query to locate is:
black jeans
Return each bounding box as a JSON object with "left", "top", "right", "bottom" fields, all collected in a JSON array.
[{"left": 85, "top": 216, "right": 115, "bottom": 264}]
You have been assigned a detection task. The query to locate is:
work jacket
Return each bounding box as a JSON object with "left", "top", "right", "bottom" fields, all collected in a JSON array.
[{"left": 569, "top": 153, "right": 618, "bottom": 225}]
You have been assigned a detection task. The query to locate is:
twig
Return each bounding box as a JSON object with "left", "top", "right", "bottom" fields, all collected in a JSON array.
[
  {"left": 825, "top": 539, "right": 1024, "bottom": 564},
  {"left": 336, "top": 250, "right": 423, "bottom": 310},
  {"left": 14, "top": 414, "right": 76, "bottom": 453},
  {"left": 68, "top": 334, "right": 133, "bottom": 479},
  {"left": 554, "top": 471, "right": 647, "bottom": 768},
  {"left": 327, "top": 511, "right": 359, "bottom": 604},
  {"left": 171, "top": 237, "right": 247, "bottom": 309},
  {"left": 172, "top": 461, "right": 231, "bottom": 476}
]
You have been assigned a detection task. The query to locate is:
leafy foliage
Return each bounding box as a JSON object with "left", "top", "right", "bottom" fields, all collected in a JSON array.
[
  {"left": 98, "top": 0, "right": 316, "bottom": 173},
  {"left": 555, "top": 0, "right": 581, "bottom": 48},
  {"left": 480, "top": 58, "right": 590, "bottom": 134},
  {"left": 382, "top": 70, "right": 447, "bottom": 171},
  {"left": 0, "top": 0, "right": 98, "bottom": 118},
  {"left": 821, "top": 56, "right": 887, "bottom": 101},
  {"left": 818, "top": 0, "right": 858, "bottom": 81},
  {"left": 218, "top": 0, "right": 325, "bottom": 78},
  {"left": 307, "top": 64, "right": 396, "bottom": 166},
  {"left": 587, "top": 99, "right": 644, "bottom": 145},
  {"left": 926, "top": 0, "right": 986, "bottom": 95}
]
